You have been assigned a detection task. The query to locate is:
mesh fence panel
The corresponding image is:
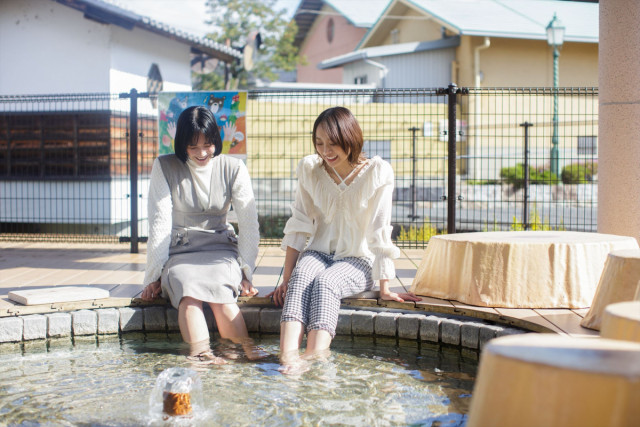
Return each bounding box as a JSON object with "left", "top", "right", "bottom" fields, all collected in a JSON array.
[
  {"left": 0, "top": 88, "right": 598, "bottom": 247},
  {"left": 459, "top": 87, "right": 598, "bottom": 232}
]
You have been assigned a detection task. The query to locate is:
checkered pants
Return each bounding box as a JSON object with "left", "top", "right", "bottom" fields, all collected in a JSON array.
[{"left": 281, "top": 250, "right": 373, "bottom": 337}]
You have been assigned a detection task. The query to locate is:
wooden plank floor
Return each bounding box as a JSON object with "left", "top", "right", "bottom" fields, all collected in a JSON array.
[{"left": 0, "top": 242, "right": 599, "bottom": 337}]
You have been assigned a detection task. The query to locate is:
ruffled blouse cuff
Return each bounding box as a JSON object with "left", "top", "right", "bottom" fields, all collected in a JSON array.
[
  {"left": 281, "top": 232, "right": 308, "bottom": 252},
  {"left": 237, "top": 255, "right": 254, "bottom": 282},
  {"left": 372, "top": 256, "right": 397, "bottom": 281}
]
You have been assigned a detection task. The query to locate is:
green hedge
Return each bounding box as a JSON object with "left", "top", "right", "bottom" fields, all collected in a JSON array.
[
  {"left": 500, "top": 164, "right": 559, "bottom": 189},
  {"left": 561, "top": 162, "right": 598, "bottom": 184}
]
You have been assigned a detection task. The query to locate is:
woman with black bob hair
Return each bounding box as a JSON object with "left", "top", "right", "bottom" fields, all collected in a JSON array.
[
  {"left": 142, "top": 106, "right": 262, "bottom": 362},
  {"left": 173, "top": 105, "right": 223, "bottom": 162}
]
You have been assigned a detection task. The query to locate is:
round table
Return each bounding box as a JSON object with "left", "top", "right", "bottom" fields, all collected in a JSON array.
[{"left": 410, "top": 231, "right": 639, "bottom": 308}]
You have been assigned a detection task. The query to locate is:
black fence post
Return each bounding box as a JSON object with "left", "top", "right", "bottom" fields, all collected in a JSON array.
[
  {"left": 129, "top": 89, "right": 139, "bottom": 253},
  {"left": 446, "top": 84, "right": 458, "bottom": 235},
  {"left": 408, "top": 126, "right": 420, "bottom": 221},
  {"left": 520, "top": 122, "right": 534, "bottom": 230},
  {"left": 119, "top": 89, "right": 150, "bottom": 253}
]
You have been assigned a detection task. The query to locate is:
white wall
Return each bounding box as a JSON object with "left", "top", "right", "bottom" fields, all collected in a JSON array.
[
  {"left": 343, "top": 48, "right": 455, "bottom": 89},
  {"left": 109, "top": 25, "right": 192, "bottom": 94},
  {"left": 0, "top": 0, "right": 193, "bottom": 97},
  {"left": 0, "top": 0, "right": 111, "bottom": 94}
]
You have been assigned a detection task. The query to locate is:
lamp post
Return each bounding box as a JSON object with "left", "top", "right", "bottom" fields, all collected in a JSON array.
[{"left": 546, "top": 14, "right": 565, "bottom": 176}]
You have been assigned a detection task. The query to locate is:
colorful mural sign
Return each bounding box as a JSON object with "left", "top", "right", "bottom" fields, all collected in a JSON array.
[{"left": 158, "top": 91, "right": 247, "bottom": 157}]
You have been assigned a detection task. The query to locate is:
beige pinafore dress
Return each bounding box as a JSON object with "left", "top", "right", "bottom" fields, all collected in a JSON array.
[{"left": 158, "top": 154, "right": 243, "bottom": 309}]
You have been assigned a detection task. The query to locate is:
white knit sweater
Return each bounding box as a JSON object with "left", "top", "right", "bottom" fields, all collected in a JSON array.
[
  {"left": 143, "top": 157, "right": 260, "bottom": 286},
  {"left": 281, "top": 154, "right": 399, "bottom": 280}
]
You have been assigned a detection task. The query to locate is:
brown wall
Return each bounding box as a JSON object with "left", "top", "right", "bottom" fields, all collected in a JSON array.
[{"left": 297, "top": 5, "right": 368, "bottom": 83}]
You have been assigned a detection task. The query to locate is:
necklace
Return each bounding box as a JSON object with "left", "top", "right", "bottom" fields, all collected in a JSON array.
[{"left": 330, "top": 164, "right": 360, "bottom": 190}]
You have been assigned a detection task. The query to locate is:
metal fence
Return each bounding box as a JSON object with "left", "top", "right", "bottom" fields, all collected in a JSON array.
[
  {"left": 0, "top": 87, "right": 598, "bottom": 248},
  {"left": 459, "top": 87, "right": 598, "bottom": 233}
]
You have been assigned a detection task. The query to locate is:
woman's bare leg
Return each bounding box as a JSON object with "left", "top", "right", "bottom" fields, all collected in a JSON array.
[
  {"left": 210, "top": 303, "right": 266, "bottom": 360},
  {"left": 179, "top": 297, "right": 226, "bottom": 364},
  {"left": 209, "top": 303, "right": 249, "bottom": 341},
  {"left": 302, "top": 329, "right": 332, "bottom": 360},
  {"left": 279, "top": 320, "right": 305, "bottom": 364},
  {"left": 178, "top": 297, "right": 210, "bottom": 344}
]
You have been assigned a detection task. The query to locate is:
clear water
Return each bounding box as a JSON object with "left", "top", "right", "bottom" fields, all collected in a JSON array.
[{"left": 0, "top": 333, "right": 477, "bottom": 426}]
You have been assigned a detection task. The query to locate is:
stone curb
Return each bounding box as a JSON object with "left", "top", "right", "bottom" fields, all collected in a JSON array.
[{"left": 0, "top": 305, "right": 524, "bottom": 349}]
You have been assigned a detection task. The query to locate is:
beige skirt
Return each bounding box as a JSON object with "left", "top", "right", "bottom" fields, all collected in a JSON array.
[{"left": 161, "top": 248, "right": 243, "bottom": 309}]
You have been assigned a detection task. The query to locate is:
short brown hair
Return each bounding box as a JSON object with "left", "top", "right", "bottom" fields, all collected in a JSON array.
[{"left": 312, "top": 107, "right": 365, "bottom": 165}]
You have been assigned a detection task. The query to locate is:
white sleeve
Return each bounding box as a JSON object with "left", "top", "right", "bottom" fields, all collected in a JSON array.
[
  {"left": 231, "top": 161, "right": 260, "bottom": 282},
  {"left": 143, "top": 159, "right": 172, "bottom": 286},
  {"left": 281, "top": 159, "right": 314, "bottom": 251},
  {"left": 366, "top": 167, "right": 400, "bottom": 281}
]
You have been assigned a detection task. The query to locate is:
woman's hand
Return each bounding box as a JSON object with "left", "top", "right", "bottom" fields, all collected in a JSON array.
[
  {"left": 267, "top": 281, "right": 288, "bottom": 307},
  {"left": 240, "top": 278, "right": 258, "bottom": 297},
  {"left": 380, "top": 289, "right": 422, "bottom": 303},
  {"left": 141, "top": 280, "right": 161, "bottom": 301}
]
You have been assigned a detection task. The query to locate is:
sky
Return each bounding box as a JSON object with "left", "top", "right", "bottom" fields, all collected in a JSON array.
[{"left": 109, "top": 0, "right": 302, "bottom": 38}]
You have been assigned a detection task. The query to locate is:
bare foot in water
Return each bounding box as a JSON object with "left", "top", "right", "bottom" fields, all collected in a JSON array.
[
  {"left": 220, "top": 338, "right": 270, "bottom": 360},
  {"left": 187, "top": 340, "right": 226, "bottom": 365},
  {"left": 279, "top": 358, "right": 311, "bottom": 376},
  {"left": 278, "top": 350, "right": 311, "bottom": 376},
  {"left": 241, "top": 339, "right": 270, "bottom": 360},
  {"left": 187, "top": 349, "right": 227, "bottom": 365},
  {"left": 301, "top": 348, "right": 330, "bottom": 362}
]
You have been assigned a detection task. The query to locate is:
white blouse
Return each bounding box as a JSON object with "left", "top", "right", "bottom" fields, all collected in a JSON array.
[
  {"left": 143, "top": 157, "right": 260, "bottom": 287},
  {"left": 281, "top": 154, "right": 400, "bottom": 280}
]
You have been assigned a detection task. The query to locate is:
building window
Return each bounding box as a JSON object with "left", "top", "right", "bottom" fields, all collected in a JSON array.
[
  {"left": 354, "top": 75, "right": 368, "bottom": 85},
  {"left": 0, "top": 112, "right": 157, "bottom": 179},
  {"left": 326, "top": 18, "right": 334, "bottom": 43},
  {"left": 391, "top": 29, "right": 400, "bottom": 44},
  {"left": 577, "top": 136, "right": 597, "bottom": 156}
]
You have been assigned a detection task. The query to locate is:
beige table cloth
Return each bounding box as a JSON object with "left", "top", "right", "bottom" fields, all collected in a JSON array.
[
  {"left": 411, "top": 231, "right": 639, "bottom": 308},
  {"left": 581, "top": 249, "right": 640, "bottom": 330}
]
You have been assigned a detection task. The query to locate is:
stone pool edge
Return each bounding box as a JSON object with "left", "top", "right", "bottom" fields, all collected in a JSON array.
[{"left": 0, "top": 298, "right": 527, "bottom": 351}]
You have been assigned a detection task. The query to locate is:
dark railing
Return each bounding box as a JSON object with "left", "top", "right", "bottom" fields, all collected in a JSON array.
[{"left": 0, "top": 87, "right": 598, "bottom": 249}]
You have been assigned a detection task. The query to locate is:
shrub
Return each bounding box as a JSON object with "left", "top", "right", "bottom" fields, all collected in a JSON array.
[
  {"left": 500, "top": 163, "right": 559, "bottom": 189},
  {"left": 561, "top": 162, "right": 598, "bottom": 184},
  {"left": 466, "top": 179, "right": 500, "bottom": 185},
  {"left": 396, "top": 220, "right": 439, "bottom": 242},
  {"left": 510, "top": 208, "right": 565, "bottom": 231},
  {"left": 258, "top": 215, "right": 288, "bottom": 239}
]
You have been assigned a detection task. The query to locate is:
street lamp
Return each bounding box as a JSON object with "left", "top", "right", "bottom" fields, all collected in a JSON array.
[{"left": 546, "top": 13, "right": 565, "bottom": 176}]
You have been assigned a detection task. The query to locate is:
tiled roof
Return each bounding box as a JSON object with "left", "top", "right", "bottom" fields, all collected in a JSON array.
[{"left": 54, "top": 0, "right": 242, "bottom": 62}]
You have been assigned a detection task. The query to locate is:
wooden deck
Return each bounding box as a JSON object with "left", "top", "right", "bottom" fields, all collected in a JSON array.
[{"left": 0, "top": 242, "right": 599, "bottom": 338}]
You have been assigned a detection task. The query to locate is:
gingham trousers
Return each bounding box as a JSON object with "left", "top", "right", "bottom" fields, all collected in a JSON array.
[{"left": 281, "top": 250, "right": 373, "bottom": 337}]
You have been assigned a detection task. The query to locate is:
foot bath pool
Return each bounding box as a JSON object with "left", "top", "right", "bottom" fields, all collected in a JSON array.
[{"left": 0, "top": 334, "right": 477, "bottom": 425}]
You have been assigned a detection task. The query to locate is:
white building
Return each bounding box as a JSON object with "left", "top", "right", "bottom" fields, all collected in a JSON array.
[
  {"left": 0, "top": 0, "right": 239, "bottom": 96},
  {"left": 0, "top": 0, "right": 241, "bottom": 237}
]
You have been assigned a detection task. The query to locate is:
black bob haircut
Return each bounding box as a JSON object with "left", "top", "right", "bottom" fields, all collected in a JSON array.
[{"left": 174, "top": 106, "right": 223, "bottom": 162}]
